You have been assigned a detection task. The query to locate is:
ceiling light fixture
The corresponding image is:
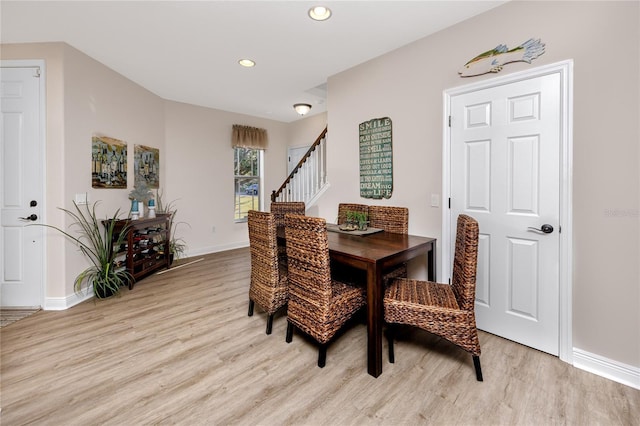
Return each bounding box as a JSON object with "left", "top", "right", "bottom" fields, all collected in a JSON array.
[
  {"left": 238, "top": 59, "right": 255, "bottom": 67},
  {"left": 293, "top": 103, "right": 312, "bottom": 116},
  {"left": 308, "top": 6, "right": 332, "bottom": 21}
]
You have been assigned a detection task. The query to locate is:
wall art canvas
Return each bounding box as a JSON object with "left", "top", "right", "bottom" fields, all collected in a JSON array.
[
  {"left": 134, "top": 144, "right": 159, "bottom": 189},
  {"left": 92, "top": 135, "right": 127, "bottom": 188},
  {"left": 459, "top": 38, "right": 545, "bottom": 77},
  {"left": 359, "top": 117, "right": 393, "bottom": 199}
]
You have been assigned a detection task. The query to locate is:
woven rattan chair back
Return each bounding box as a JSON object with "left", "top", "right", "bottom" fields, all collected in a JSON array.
[
  {"left": 284, "top": 213, "right": 366, "bottom": 367},
  {"left": 284, "top": 214, "right": 333, "bottom": 339},
  {"left": 247, "top": 210, "right": 288, "bottom": 334},
  {"left": 270, "top": 201, "right": 306, "bottom": 228},
  {"left": 337, "top": 203, "right": 368, "bottom": 225},
  {"left": 367, "top": 206, "right": 409, "bottom": 285},
  {"left": 451, "top": 214, "right": 479, "bottom": 312},
  {"left": 383, "top": 213, "right": 482, "bottom": 380},
  {"left": 368, "top": 206, "right": 408, "bottom": 234}
]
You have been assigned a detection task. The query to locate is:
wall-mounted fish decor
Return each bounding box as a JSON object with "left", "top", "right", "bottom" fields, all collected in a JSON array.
[{"left": 459, "top": 38, "right": 545, "bottom": 77}]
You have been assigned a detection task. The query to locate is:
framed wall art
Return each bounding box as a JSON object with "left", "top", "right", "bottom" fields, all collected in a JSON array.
[
  {"left": 134, "top": 145, "right": 160, "bottom": 189},
  {"left": 359, "top": 117, "right": 393, "bottom": 199},
  {"left": 91, "top": 135, "right": 127, "bottom": 188}
]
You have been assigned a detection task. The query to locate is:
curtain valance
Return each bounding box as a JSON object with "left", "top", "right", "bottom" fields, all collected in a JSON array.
[{"left": 232, "top": 125, "right": 268, "bottom": 149}]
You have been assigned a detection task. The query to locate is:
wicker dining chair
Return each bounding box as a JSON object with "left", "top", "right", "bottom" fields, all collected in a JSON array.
[
  {"left": 247, "top": 210, "right": 288, "bottom": 335},
  {"left": 270, "top": 201, "right": 306, "bottom": 265},
  {"left": 384, "top": 214, "right": 483, "bottom": 381},
  {"left": 284, "top": 214, "right": 366, "bottom": 368},
  {"left": 368, "top": 205, "right": 409, "bottom": 285},
  {"left": 336, "top": 203, "right": 368, "bottom": 225},
  {"left": 270, "top": 201, "right": 306, "bottom": 228}
]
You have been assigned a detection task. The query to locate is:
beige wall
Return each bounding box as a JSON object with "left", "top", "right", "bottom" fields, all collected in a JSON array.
[
  {"left": 2, "top": 0, "right": 637, "bottom": 372},
  {"left": 320, "top": 1, "right": 639, "bottom": 367},
  {"left": 63, "top": 44, "right": 167, "bottom": 299},
  {"left": 2, "top": 42, "right": 166, "bottom": 300},
  {"left": 1, "top": 43, "right": 294, "bottom": 301},
  {"left": 162, "top": 101, "right": 289, "bottom": 255}
]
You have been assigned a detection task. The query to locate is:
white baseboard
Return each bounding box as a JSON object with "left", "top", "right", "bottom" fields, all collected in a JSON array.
[
  {"left": 187, "top": 241, "right": 248, "bottom": 258},
  {"left": 44, "top": 290, "right": 93, "bottom": 310},
  {"left": 42, "top": 243, "right": 249, "bottom": 310},
  {"left": 573, "top": 348, "right": 640, "bottom": 390}
]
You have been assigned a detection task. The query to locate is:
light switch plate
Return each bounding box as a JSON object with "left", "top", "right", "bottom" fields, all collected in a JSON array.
[
  {"left": 430, "top": 193, "right": 440, "bottom": 207},
  {"left": 75, "top": 193, "right": 89, "bottom": 205}
]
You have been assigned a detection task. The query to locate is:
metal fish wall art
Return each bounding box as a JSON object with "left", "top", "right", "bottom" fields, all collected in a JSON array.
[{"left": 459, "top": 38, "right": 545, "bottom": 77}]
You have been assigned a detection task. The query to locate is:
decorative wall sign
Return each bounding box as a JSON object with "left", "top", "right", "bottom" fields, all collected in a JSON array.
[
  {"left": 91, "top": 135, "right": 127, "bottom": 188},
  {"left": 459, "top": 38, "right": 545, "bottom": 77},
  {"left": 134, "top": 145, "right": 159, "bottom": 189},
  {"left": 359, "top": 117, "right": 393, "bottom": 199}
]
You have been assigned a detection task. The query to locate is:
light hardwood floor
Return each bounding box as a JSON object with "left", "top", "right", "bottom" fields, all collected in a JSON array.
[{"left": 1, "top": 248, "right": 638, "bottom": 425}]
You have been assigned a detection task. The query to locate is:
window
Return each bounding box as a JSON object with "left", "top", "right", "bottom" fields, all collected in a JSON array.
[{"left": 234, "top": 147, "right": 262, "bottom": 221}]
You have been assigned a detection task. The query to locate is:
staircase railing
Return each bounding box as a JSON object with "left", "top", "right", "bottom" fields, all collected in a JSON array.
[{"left": 271, "top": 126, "right": 328, "bottom": 205}]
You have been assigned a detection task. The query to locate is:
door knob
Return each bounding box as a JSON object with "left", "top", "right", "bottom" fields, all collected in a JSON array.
[
  {"left": 527, "top": 224, "right": 553, "bottom": 234},
  {"left": 19, "top": 214, "right": 38, "bottom": 221}
]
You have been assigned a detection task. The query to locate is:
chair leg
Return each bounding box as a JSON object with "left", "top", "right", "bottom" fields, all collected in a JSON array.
[
  {"left": 318, "top": 344, "right": 327, "bottom": 368},
  {"left": 266, "top": 314, "right": 274, "bottom": 335},
  {"left": 473, "top": 355, "right": 483, "bottom": 382},
  {"left": 248, "top": 299, "right": 254, "bottom": 316},
  {"left": 386, "top": 324, "right": 395, "bottom": 363},
  {"left": 286, "top": 321, "right": 294, "bottom": 343}
]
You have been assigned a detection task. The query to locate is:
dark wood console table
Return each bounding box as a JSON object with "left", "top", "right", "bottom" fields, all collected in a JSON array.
[{"left": 107, "top": 214, "right": 171, "bottom": 289}]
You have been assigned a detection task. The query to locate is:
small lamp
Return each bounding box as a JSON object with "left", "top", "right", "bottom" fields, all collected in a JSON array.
[{"left": 294, "top": 103, "right": 312, "bottom": 116}]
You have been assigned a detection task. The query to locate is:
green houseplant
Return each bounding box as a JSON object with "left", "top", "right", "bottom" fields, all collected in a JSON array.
[
  {"left": 38, "top": 201, "right": 131, "bottom": 299},
  {"left": 155, "top": 189, "right": 189, "bottom": 263},
  {"left": 346, "top": 210, "right": 368, "bottom": 231}
]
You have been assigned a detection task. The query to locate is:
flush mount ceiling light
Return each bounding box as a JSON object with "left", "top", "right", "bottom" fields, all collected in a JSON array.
[
  {"left": 293, "top": 103, "right": 312, "bottom": 116},
  {"left": 308, "top": 6, "right": 332, "bottom": 21},
  {"left": 238, "top": 58, "right": 255, "bottom": 67}
]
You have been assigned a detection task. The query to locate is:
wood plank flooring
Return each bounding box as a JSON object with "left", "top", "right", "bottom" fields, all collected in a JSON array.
[{"left": 1, "top": 248, "right": 638, "bottom": 425}]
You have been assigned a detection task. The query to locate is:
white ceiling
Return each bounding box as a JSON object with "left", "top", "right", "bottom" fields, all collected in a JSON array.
[{"left": 1, "top": 1, "right": 506, "bottom": 122}]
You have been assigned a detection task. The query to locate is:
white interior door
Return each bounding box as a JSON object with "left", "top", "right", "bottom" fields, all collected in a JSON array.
[
  {"left": 450, "top": 72, "right": 561, "bottom": 355},
  {"left": 1, "top": 64, "right": 45, "bottom": 308},
  {"left": 288, "top": 145, "right": 311, "bottom": 174}
]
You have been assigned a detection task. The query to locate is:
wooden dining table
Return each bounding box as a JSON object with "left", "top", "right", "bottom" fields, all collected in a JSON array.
[{"left": 278, "top": 225, "right": 436, "bottom": 378}]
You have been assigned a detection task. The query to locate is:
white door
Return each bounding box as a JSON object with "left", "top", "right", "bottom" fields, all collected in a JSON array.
[
  {"left": 1, "top": 65, "right": 45, "bottom": 308},
  {"left": 450, "top": 72, "right": 561, "bottom": 355},
  {"left": 288, "top": 145, "right": 311, "bottom": 174}
]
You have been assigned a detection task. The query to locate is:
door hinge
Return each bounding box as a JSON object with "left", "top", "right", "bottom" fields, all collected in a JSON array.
[
  {"left": 448, "top": 116, "right": 452, "bottom": 127},
  {"left": 448, "top": 198, "right": 451, "bottom": 209}
]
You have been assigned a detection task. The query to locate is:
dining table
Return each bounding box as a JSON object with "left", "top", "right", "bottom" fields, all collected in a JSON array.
[{"left": 278, "top": 224, "right": 437, "bottom": 378}]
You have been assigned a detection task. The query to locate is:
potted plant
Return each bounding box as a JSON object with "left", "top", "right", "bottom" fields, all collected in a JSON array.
[
  {"left": 37, "top": 201, "right": 132, "bottom": 299},
  {"left": 346, "top": 210, "right": 368, "bottom": 231},
  {"left": 155, "top": 189, "right": 190, "bottom": 263}
]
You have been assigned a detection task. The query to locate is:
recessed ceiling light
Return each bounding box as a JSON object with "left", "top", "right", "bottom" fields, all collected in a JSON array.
[
  {"left": 308, "top": 6, "right": 331, "bottom": 21},
  {"left": 238, "top": 59, "right": 255, "bottom": 68}
]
